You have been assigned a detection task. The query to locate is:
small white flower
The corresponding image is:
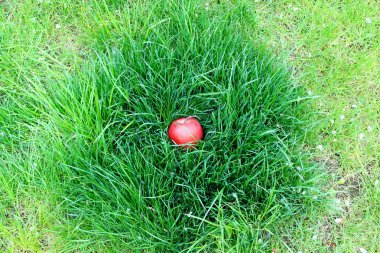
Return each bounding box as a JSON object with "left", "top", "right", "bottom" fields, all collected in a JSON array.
[
  {"left": 316, "top": 145, "right": 323, "bottom": 151},
  {"left": 55, "top": 24, "right": 61, "bottom": 29},
  {"left": 296, "top": 166, "right": 302, "bottom": 172},
  {"left": 334, "top": 218, "right": 343, "bottom": 224},
  {"left": 351, "top": 104, "right": 357, "bottom": 108},
  {"left": 375, "top": 180, "right": 379, "bottom": 186},
  {"left": 312, "top": 235, "right": 317, "bottom": 240},
  {"left": 308, "top": 52, "right": 312, "bottom": 58},
  {"left": 32, "top": 163, "right": 37, "bottom": 168},
  {"left": 0, "top": 132, "right": 4, "bottom": 136},
  {"left": 29, "top": 226, "right": 35, "bottom": 231},
  {"left": 313, "top": 196, "right": 318, "bottom": 200},
  {"left": 358, "top": 247, "right": 368, "bottom": 253},
  {"left": 350, "top": 118, "right": 355, "bottom": 122},
  {"left": 205, "top": 2, "right": 210, "bottom": 10},
  {"left": 330, "top": 119, "right": 335, "bottom": 124},
  {"left": 232, "top": 193, "right": 237, "bottom": 198},
  {"left": 301, "top": 191, "right": 306, "bottom": 195},
  {"left": 126, "top": 208, "right": 131, "bottom": 213},
  {"left": 340, "top": 115, "right": 345, "bottom": 120},
  {"left": 359, "top": 133, "right": 364, "bottom": 140},
  {"left": 365, "top": 17, "right": 372, "bottom": 24},
  {"left": 293, "top": 7, "right": 299, "bottom": 11},
  {"left": 367, "top": 126, "right": 373, "bottom": 132},
  {"left": 307, "top": 90, "right": 313, "bottom": 96},
  {"left": 332, "top": 130, "right": 337, "bottom": 135},
  {"left": 344, "top": 199, "right": 350, "bottom": 206}
]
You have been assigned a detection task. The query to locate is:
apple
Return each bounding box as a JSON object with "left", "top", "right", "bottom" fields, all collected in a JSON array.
[{"left": 168, "top": 117, "right": 204, "bottom": 148}]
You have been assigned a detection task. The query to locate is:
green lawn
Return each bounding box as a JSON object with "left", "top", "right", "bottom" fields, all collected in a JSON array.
[
  {"left": 255, "top": 1, "right": 379, "bottom": 252},
  {"left": 0, "top": 0, "right": 379, "bottom": 252}
]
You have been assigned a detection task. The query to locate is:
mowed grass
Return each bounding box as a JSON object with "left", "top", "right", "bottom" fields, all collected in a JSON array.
[
  {"left": 0, "top": 0, "right": 378, "bottom": 252},
  {"left": 255, "top": 1, "right": 380, "bottom": 252}
]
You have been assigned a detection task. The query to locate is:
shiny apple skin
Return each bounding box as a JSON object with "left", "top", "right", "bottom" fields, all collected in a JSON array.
[{"left": 168, "top": 117, "right": 204, "bottom": 147}]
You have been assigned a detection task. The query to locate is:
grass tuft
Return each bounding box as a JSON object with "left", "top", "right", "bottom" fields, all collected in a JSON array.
[{"left": 1, "top": 0, "right": 329, "bottom": 251}]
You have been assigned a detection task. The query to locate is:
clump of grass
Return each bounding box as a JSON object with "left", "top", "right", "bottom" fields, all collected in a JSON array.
[{"left": 2, "top": 1, "right": 327, "bottom": 251}]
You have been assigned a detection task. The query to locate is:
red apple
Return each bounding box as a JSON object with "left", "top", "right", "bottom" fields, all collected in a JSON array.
[{"left": 168, "top": 117, "right": 204, "bottom": 148}]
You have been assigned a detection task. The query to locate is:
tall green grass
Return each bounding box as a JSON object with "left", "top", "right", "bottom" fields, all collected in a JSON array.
[{"left": 1, "top": 1, "right": 328, "bottom": 251}]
